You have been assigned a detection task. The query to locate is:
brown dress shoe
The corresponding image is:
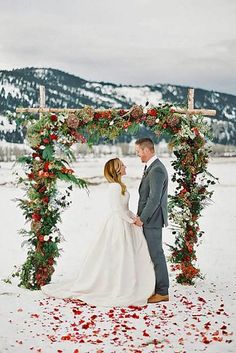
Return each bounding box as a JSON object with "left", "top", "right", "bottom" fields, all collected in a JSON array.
[{"left": 148, "top": 293, "right": 169, "bottom": 303}]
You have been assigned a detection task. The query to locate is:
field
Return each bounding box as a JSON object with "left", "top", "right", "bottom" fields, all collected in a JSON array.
[{"left": 0, "top": 156, "right": 235, "bottom": 353}]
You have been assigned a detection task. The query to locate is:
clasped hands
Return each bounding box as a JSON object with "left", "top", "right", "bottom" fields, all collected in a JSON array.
[{"left": 132, "top": 216, "right": 143, "bottom": 227}]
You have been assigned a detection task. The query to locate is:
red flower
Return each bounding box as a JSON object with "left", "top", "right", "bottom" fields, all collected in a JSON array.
[
  {"left": 94, "top": 111, "right": 111, "bottom": 120},
  {"left": 38, "top": 186, "right": 47, "bottom": 193},
  {"left": 38, "top": 170, "right": 49, "bottom": 178},
  {"left": 44, "top": 162, "right": 50, "bottom": 171},
  {"left": 119, "top": 109, "right": 127, "bottom": 116},
  {"left": 48, "top": 258, "right": 54, "bottom": 265},
  {"left": 101, "top": 111, "right": 111, "bottom": 119},
  {"left": 32, "top": 153, "right": 40, "bottom": 159},
  {"left": 42, "top": 196, "right": 49, "bottom": 203},
  {"left": 191, "top": 127, "right": 200, "bottom": 136},
  {"left": 43, "top": 138, "right": 50, "bottom": 144},
  {"left": 50, "top": 134, "right": 58, "bottom": 140},
  {"left": 38, "top": 235, "right": 44, "bottom": 242},
  {"left": 71, "top": 130, "right": 87, "bottom": 143},
  {"left": 94, "top": 112, "right": 102, "bottom": 119},
  {"left": 35, "top": 273, "right": 41, "bottom": 280},
  {"left": 50, "top": 114, "right": 58, "bottom": 122},
  {"left": 147, "top": 108, "right": 157, "bottom": 117},
  {"left": 32, "top": 213, "right": 41, "bottom": 221},
  {"left": 163, "top": 123, "right": 167, "bottom": 128},
  {"left": 28, "top": 172, "right": 35, "bottom": 180},
  {"left": 180, "top": 188, "right": 187, "bottom": 194}
]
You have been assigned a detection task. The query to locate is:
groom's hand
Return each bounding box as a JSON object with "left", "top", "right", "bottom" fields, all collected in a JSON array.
[{"left": 134, "top": 216, "right": 143, "bottom": 227}]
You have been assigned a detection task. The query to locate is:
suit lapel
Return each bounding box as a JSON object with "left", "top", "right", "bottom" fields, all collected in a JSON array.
[
  {"left": 146, "top": 158, "right": 159, "bottom": 174},
  {"left": 138, "top": 158, "right": 159, "bottom": 191}
]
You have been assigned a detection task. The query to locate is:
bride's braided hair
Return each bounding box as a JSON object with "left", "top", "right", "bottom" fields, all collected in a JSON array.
[{"left": 104, "top": 158, "right": 127, "bottom": 195}]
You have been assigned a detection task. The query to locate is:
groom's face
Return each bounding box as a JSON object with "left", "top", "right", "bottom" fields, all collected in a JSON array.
[{"left": 135, "top": 145, "right": 149, "bottom": 163}]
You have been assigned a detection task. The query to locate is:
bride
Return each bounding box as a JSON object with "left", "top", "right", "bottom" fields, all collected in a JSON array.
[{"left": 41, "top": 158, "right": 155, "bottom": 307}]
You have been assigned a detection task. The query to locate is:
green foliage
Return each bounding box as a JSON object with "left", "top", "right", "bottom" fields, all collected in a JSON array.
[
  {"left": 56, "top": 171, "right": 87, "bottom": 188},
  {"left": 42, "top": 144, "right": 54, "bottom": 161},
  {"left": 17, "top": 156, "right": 32, "bottom": 164}
]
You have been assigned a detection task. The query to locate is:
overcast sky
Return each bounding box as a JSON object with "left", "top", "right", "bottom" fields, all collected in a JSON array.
[{"left": 0, "top": 0, "right": 235, "bottom": 95}]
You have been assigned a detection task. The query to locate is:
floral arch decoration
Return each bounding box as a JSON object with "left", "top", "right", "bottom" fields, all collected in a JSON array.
[{"left": 11, "top": 88, "right": 217, "bottom": 290}]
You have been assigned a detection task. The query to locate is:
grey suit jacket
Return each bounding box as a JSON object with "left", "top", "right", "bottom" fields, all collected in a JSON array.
[{"left": 137, "top": 158, "right": 168, "bottom": 228}]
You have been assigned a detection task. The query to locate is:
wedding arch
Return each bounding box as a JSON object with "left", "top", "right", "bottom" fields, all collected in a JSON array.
[{"left": 13, "top": 86, "right": 217, "bottom": 290}]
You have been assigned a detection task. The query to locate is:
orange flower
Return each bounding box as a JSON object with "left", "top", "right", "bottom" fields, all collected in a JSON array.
[
  {"left": 123, "top": 121, "right": 132, "bottom": 129},
  {"left": 38, "top": 170, "right": 49, "bottom": 178},
  {"left": 61, "top": 167, "right": 74, "bottom": 174}
]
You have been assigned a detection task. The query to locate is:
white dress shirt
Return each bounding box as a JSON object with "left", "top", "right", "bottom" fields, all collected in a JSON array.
[{"left": 145, "top": 155, "right": 158, "bottom": 170}]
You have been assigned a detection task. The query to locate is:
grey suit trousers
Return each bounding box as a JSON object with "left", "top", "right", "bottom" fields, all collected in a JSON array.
[{"left": 143, "top": 225, "right": 169, "bottom": 296}]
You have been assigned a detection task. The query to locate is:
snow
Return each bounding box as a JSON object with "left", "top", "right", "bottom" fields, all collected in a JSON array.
[
  {"left": 79, "top": 88, "right": 120, "bottom": 106},
  {"left": 113, "top": 86, "right": 163, "bottom": 106},
  {"left": 0, "top": 116, "right": 16, "bottom": 132},
  {"left": 222, "top": 106, "right": 236, "bottom": 120},
  {"left": 85, "top": 83, "right": 163, "bottom": 106},
  {"left": 0, "top": 156, "right": 235, "bottom": 352},
  {"left": 0, "top": 82, "right": 21, "bottom": 98},
  {"left": 207, "top": 92, "right": 220, "bottom": 105},
  {"left": 33, "top": 68, "right": 49, "bottom": 80}
]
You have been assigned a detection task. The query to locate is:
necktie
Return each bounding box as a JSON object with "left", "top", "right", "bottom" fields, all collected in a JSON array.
[{"left": 143, "top": 165, "right": 147, "bottom": 177}]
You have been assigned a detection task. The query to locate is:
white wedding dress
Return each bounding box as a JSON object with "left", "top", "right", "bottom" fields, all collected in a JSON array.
[{"left": 41, "top": 183, "right": 155, "bottom": 307}]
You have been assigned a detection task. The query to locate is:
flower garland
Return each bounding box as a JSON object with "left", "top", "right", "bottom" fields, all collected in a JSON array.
[
  {"left": 12, "top": 104, "right": 217, "bottom": 289},
  {"left": 160, "top": 115, "right": 218, "bottom": 284}
]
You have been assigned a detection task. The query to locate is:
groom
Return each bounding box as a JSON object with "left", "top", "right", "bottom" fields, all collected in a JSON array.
[{"left": 134, "top": 138, "right": 169, "bottom": 303}]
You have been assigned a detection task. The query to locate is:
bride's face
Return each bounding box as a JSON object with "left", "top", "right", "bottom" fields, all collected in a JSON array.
[{"left": 120, "top": 161, "right": 126, "bottom": 176}]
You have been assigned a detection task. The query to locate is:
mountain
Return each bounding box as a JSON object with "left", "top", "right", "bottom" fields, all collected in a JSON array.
[{"left": 0, "top": 67, "right": 236, "bottom": 145}]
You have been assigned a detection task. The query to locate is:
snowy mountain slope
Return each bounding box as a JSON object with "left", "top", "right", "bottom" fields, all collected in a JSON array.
[{"left": 0, "top": 67, "right": 236, "bottom": 144}]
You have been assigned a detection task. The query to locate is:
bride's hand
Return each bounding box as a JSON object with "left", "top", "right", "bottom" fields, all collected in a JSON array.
[{"left": 133, "top": 217, "right": 143, "bottom": 227}]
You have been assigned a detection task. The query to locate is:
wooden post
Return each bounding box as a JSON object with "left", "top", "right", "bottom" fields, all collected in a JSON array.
[
  {"left": 187, "top": 88, "right": 194, "bottom": 110},
  {"left": 39, "top": 85, "right": 46, "bottom": 118}
]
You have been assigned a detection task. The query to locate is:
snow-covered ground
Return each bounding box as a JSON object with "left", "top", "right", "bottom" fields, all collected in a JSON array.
[{"left": 0, "top": 156, "right": 235, "bottom": 353}]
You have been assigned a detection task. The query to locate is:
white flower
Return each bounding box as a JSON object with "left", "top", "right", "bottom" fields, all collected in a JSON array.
[
  {"left": 155, "top": 118, "right": 160, "bottom": 123},
  {"left": 44, "top": 235, "right": 49, "bottom": 241},
  {"left": 109, "top": 121, "right": 114, "bottom": 126},
  {"left": 58, "top": 115, "right": 66, "bottom": 122},
  {"left": 39, "top": 145, "right": 45, "bottom": 150},
  {"left": 35, "top": 157, "right": 41, "bottom": 161}
]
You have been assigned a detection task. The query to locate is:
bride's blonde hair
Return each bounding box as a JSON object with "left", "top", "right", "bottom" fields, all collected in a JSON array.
[{"left": 104, "top": 158, "right": 126, "bottom": 195}]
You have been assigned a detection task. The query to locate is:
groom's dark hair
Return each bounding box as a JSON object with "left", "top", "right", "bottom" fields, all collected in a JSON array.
[{"left": 135, "top": 138, "right": 154, "bottom": 152}]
